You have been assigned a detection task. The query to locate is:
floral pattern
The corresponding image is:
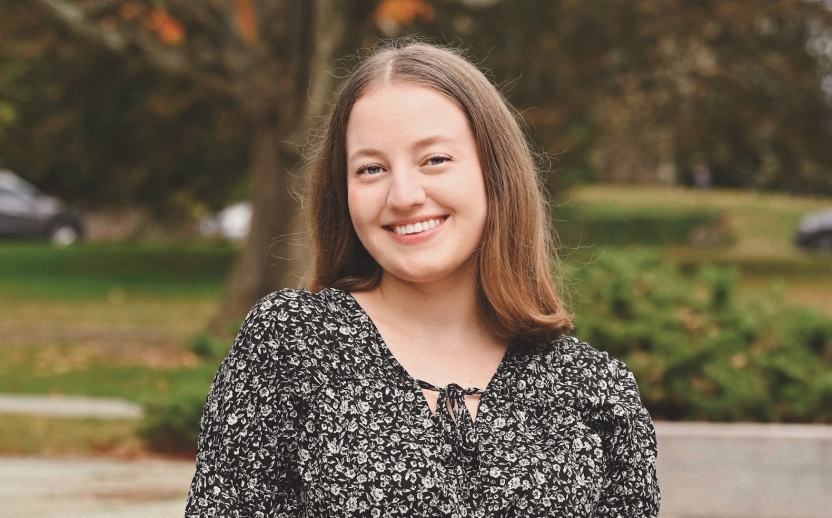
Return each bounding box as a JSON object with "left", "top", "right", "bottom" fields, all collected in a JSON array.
[{"left": 186, "top": 288, "right": 660, "bottom": 517}]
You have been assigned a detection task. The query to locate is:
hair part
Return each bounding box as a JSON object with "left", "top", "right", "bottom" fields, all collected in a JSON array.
[{"left": 307, "top": 41, "right": 572, "bottom": 343}]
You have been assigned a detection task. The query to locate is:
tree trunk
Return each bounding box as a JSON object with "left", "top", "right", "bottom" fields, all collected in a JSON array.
[
  {"left": 210, "top": 0, "right": 351, "bottom": 332},
  {"left": 210, "top": 117, "right": 309, "bottom": 332}
]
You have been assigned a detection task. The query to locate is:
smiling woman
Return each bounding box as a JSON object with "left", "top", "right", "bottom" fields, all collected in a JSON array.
[
  {"left": 186, "top": 42, "right": 660, "bottom": 517},
  {"left": 345, "top": 84, "right": 488, "bottom": 290}
]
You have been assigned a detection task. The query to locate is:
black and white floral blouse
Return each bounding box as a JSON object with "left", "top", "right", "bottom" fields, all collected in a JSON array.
[{"left": 186, "top": 288, "right": 660, "bottom": 517}]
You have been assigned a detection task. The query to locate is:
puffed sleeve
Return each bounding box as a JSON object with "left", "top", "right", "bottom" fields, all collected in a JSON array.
[
  {"left": 186, "top": 293, "right": 300, "bottom": 517},
  {"left": 594, "top": 360, "right": 660, "bottom": 517}
]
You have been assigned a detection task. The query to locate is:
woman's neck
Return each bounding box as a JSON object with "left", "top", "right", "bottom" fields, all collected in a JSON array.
[
  {"left": 351, "top": 265, "right": 508, "bottom": 395},
  {"left": 371, "top": 269, "right": 482, "bottom": 341}
]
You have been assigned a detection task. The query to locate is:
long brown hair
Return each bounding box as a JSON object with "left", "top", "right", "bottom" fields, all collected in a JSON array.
[{"left": 308, "top": 41, "right": 572, "bottom": 343}]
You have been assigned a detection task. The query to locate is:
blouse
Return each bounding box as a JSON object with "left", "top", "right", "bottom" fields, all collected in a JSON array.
[{"left": 186, "top": 288, "right": 660, "bottom": 517}]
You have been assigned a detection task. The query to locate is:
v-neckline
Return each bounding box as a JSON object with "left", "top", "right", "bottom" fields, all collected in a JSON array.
[{"left": 338, "top": 288, "right": 515, "bottom": 426}]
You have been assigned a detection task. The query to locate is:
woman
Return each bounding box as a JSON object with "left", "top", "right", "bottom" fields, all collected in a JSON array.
[{"left": 187, "top": 42, "right": 659, "bottom": 517}]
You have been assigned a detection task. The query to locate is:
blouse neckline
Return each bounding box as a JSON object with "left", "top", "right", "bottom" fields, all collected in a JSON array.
[{"left": 332, "top": 288, "right": 525, "bottom": 428}]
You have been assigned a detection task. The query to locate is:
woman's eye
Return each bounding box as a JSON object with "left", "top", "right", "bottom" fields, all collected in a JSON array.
[
  {"left": 427, "top": 156, "right": 448, "bottom": 166},
  {"left": 359, "top": 165, "right": 383, "bottom": 175}
]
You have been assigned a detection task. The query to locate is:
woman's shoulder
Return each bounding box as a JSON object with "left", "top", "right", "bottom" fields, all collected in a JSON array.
[
  {"left": 527, "top": 335, "right": 642, "bottom": 410},
  {"left": 554, "top": 335, "right": 630, "bottom": 377},
  {"left": 241, "top": 287, "right": 354, "bottom": 332},
  {"left": 230, "top": 288, "right": 350, "bottom": 356},
  {"left": 528, "top": 335, "right": 627, "bottom": 376}
]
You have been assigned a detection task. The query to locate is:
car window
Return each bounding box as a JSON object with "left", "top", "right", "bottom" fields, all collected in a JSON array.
[
  {"left": 0, "top": 187, "right": 32, "bottom": 201},
  {"left": 0, "top": 175, "right": 39, "bottom": 198}
]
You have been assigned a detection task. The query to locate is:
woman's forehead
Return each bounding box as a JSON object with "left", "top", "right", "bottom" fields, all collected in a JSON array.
[{"left": 346, "top": 84, "right": 472, "bottom": 155}]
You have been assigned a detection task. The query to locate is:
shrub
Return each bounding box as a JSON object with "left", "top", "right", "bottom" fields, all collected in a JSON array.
[
  {"left": 139, "top": 390, "right": 206, "bottom": 455},
  {"left": 557, "top": 205, "right": 732, "bottom": 248},
  {"left": 569, "top": 250, "right": 832, "bottom": 423},
  {"left": 186, "top": 331, "right": 229, "bottom": 361},
  {"left": 143, "top": 329, "right": 235, "bottom": 454}
]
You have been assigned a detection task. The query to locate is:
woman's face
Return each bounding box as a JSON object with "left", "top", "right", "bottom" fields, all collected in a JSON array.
[{"left": 345, "top": 83, "right": 488, "bottom": 287}]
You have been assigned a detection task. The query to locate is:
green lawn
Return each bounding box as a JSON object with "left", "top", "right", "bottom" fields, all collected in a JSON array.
[
  {"left": 0, "top": 241, "right": 237, "bottom": 300},
  {"left": 0, "top": 241, "right": 235, "bottom": 396}
]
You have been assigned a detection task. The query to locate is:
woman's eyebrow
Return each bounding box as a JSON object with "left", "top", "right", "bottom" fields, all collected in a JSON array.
[
  {"left": 347, "top": 147, "right": 385, "bottom": 162},
  {"left": 348, "top": 136, "right": 454, "bottom": 162},
  {"left": 411, "top": 135, "right": 453, "bottom": 151}
]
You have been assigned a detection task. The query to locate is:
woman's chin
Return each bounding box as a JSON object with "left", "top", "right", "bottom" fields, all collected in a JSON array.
[{"left": 380, "top": 262, "right": 476, "bottom": 287}]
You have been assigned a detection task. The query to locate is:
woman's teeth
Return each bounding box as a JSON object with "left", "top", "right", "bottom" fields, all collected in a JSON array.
[{"left": 393, "top": 218, "right": 443, "bottom": 235}]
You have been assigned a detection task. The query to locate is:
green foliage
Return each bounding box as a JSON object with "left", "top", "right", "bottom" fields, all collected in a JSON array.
[
  {"left": 186, "top": 331, "right": 230, "bottom": 361},
  {"left": 557, "top": 204, "right": 732, "bottom": 248},
  {"left": 429, "top": 0, "right": 832, "bottom": 194},
  {"left": 570, "top": 251, "right": 832, "bottom": 423},
  {"left": 139, "top": 390, "right": 206, "bottom": 455}
]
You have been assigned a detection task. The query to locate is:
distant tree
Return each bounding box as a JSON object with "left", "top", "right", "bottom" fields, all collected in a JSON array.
[
  {"left": 0, "top": 1, "right": 248, "bottom": 213},
  {"left": 32, "top": 0, "right": 375, "bottom": 326},
  {"left": 427, "top": 0, "right": 832, "bottom": 192}
]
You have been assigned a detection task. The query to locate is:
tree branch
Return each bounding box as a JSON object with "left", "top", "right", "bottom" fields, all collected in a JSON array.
[
  {"left": 285, "top": 0, "right": 348, "bottom": 145},
  {"left": 36, "top": 0, "right": 234, "bottom": 96},
  {"left": 38, "top": 0, "right": 128, "bottom": 52}
]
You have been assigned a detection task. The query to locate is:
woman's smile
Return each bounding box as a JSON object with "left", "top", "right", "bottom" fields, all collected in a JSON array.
[{"left": 388, "top": 215, "right": 446, "bottom": 236}]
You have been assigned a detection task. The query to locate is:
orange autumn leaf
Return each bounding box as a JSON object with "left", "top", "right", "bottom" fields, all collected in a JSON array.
[
  {"left": 150, "top": 8, "right": 185, "bottom": 45},
  {"left": 235, "top": 0, "right": 258, "bottom": 43},
  {"left": 373, "top": 0, "right": 435, "bottom": 26}
]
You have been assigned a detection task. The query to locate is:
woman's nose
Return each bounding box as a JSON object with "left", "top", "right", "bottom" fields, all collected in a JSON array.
[{"left": 387, "top": 170, "right": 426, "bottom": 209}]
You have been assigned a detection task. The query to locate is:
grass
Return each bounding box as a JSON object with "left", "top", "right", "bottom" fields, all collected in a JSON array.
[
  {"left": 563, "top": 185, "right": 830, "bottom": 258},
  {"left": 0, "top": 242, "right": 233, "bottom": 400},
  {"left": 0, "top": 356, "right": 220, "bottom": 403},
  {"left": 0, "top": 241, "right": 235, "bottom": 456},
  {"left": 0, "top": 241, "right": 237, "bottom": 300}
]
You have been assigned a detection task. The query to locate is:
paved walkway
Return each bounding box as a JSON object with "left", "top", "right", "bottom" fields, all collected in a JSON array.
[
  {"left": 0, "top": 456, "right": 193, "bottom": 518},
  {"left": 1, "top": 394, "right": 182, "bottom": 517},
  {"left": 0, "top": 394, "right": 143, "bottom": 420}
]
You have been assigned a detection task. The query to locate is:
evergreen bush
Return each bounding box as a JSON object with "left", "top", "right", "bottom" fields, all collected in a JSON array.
[
  {"left": 569, "top": 251, "right": 832, "bottom": 422},
  {"left": 139, "top": 390, "right": 206, "bottom": 455}
]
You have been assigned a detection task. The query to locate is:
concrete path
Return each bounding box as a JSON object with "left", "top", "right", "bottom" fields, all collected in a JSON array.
[
  {"left": 0, "top": 456, "right": 193, "bottom": 518},
  {"left": 0, "top": 394, "right": 143, "bottom": 420}
]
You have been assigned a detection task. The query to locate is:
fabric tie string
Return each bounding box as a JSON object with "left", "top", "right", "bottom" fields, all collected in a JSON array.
[{"left": 418, "top": 380, "right": 484, "bottom": 470}]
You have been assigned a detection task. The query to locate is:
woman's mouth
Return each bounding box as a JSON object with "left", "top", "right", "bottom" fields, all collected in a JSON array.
[{"left": 387, "top": 217, "right": 446, "bottom": 236}]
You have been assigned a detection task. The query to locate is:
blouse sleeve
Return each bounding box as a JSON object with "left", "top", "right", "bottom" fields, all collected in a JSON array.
[
  {"left": 186, "top": 294, "right": 299, "bottom": 517},
  {"left": 594, "top": 360, "right": 661, "bottom": 518}
]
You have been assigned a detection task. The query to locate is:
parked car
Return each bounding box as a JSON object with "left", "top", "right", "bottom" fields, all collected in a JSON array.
[
  {"left": 199, "top": 201, "right": 251, "bottom": 241},
  {"left": 795, "top": 209, "right": 832, "bottom": 251},
  {"left": 0, "top": 170, "right": 84, "bottom": 246}
]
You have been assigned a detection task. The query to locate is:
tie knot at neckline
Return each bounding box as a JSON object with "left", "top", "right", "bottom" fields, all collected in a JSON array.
[{"left": 417, "top": 379, "right": 484, "bottom": 433}]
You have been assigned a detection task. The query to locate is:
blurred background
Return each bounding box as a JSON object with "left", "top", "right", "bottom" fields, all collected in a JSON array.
[{"left": 1, "top": 0, "right": 832, "bottom": 515}]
